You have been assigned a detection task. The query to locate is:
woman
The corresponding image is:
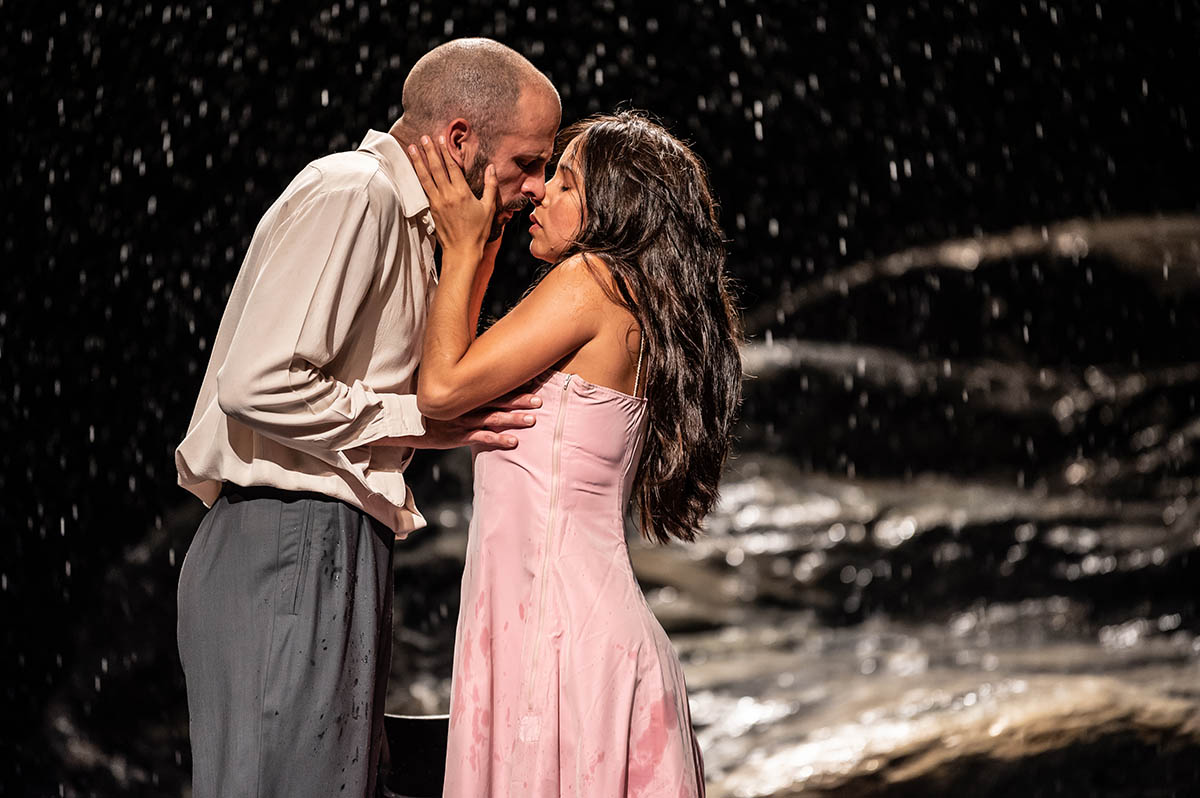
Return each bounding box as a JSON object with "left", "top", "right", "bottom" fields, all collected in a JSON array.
[{"left": 407, "top": 111, "right": 741, "bottom": 796}]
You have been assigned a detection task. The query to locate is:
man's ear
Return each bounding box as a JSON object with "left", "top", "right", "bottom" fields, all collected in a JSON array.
[{"left": 443, "top": 118, "right": 470, "bottom": 168}]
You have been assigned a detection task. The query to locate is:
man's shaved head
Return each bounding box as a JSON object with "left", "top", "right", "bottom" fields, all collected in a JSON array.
[
  {"left": 399, "top": 38, "right": 559, "bottom": 143},
  {"left": 392, "top": 38, "right": 562, "bottom": 241}
]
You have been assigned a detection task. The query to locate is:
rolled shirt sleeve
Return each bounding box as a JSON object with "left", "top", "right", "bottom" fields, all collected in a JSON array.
[{"left": 214, "top": 184, "right": 426, "bottom": 470}]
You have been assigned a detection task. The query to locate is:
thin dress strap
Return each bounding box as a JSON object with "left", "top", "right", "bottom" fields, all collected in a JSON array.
[{"left": 633, "top": 333, "right": 646, "bottom": 399}]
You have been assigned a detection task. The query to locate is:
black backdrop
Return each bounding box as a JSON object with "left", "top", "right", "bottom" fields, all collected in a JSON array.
[{"left": 3, "top": 0, "right": 1199, "bottom": 793}]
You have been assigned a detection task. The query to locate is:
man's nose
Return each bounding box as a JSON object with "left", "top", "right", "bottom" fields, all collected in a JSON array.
[{"left": 521, "top": 174, "right": 546, "bottom": 204}]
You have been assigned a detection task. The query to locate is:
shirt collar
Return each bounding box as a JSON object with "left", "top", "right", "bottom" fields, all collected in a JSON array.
[{"left": 357, "top": 129, "right": 433, "bottom": 226}]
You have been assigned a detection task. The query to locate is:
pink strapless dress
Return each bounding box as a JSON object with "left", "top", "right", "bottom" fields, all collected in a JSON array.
[{"left": 442, "top": 370, "right": 706, "bottom": 797}]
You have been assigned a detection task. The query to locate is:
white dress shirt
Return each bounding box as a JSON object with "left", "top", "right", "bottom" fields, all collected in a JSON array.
[{"left": 175, "top": 130, "right": 437, "bottom": 536}]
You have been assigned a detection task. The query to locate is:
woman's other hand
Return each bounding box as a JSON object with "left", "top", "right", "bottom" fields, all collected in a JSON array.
[{"left": 407, "top": 135, "right": 498, "bottom": 260}]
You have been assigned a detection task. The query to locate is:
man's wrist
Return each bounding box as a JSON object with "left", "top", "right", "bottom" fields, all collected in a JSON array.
[
  {"left": 372, "top": 433, "right": 427, "bottom": 449},
  {"left": 380, "top": 393, "right": 427, "bottom": 438}
]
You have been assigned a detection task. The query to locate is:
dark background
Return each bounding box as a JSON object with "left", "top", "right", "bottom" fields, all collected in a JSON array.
[{"left": 3, "top": 0, "right": 1198, "bottom": 794}]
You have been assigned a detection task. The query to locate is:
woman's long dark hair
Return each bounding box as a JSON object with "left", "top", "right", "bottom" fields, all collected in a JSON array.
[{"left": 538, "top": 110, "right": 743, "bottom": 544}]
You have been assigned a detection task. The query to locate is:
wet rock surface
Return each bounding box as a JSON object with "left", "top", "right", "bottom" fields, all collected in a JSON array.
[
  {"left": 666, "top": 459, "right": 1200, "bottom": 797},
  {"left": 706, "top": 668, "right": 1200, "bottom": 797}
]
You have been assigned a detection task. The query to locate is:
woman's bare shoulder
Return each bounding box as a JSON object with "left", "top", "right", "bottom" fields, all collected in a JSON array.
[
  {"left": 551, "top": 253, "right": 635, "bottom": 307},
  {"left": 525, "top": 253, "right": 616, "bottom": 313},
  {"left": 550, "top": 252, "right": 608, "bottom": 283}
]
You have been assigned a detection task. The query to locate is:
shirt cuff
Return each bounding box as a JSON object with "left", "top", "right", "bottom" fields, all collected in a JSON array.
[{"left": 380, "top": 392, "right": 427, "bottom": 439}]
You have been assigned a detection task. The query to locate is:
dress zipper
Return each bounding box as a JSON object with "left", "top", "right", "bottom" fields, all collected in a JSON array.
[{"left": 525, "top": 374, "right": 571, "bottom": 724}]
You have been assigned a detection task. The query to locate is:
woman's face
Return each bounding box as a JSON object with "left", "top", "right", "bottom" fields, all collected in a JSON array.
[{"left": 528, "top": 139, "right": 585, "bottom": 263}]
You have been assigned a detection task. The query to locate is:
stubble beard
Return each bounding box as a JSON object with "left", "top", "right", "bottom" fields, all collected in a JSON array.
[{"left": 464, "top": 150, "right": 528, "bottom": 242}]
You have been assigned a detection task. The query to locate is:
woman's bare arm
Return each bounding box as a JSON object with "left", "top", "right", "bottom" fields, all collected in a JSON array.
[
  {"left": 419, "top": 254, "right": 602, "bottom": 419},
  {"left": 407, "top": 134, "right": 603, "bottom": 420}
]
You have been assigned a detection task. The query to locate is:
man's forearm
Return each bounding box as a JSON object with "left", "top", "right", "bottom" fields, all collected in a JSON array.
[{"left": 216, "top": 355, "right": 426, "bottom": 464}]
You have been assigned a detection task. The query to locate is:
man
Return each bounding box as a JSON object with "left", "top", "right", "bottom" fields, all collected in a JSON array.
[{"left": 174, "top": 38, "right": 561, "bottom": 797}]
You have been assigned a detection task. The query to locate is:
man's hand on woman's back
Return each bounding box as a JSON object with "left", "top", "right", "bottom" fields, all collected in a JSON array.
[{"left": 372, "top": 390, "right": 542, "bottom": 450}]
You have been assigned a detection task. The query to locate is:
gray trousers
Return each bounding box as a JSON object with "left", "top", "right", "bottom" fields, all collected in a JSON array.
[{"left": 177, "top": 484, "right": 395, "bottom": 798}]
